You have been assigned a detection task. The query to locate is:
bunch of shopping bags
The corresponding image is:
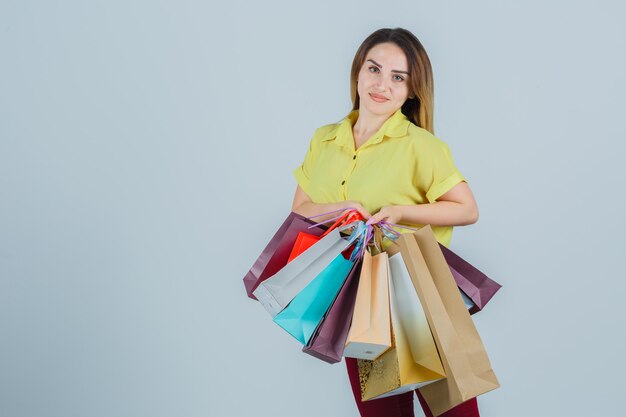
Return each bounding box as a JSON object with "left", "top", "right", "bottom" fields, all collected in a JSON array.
[{"left": 243, "top": 210, "right": 502, "bottom": 416}]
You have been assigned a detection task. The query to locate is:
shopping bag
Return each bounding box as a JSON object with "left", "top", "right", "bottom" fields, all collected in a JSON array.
[
  {"left": 243, "top": 212, "right": 325, "bottom": 300},
  {"left": 397, "top": 226, "right": 499, "bottom": 416},
  {"left": 288, "top": 209, "right": 364, "bottom": 262},
  {"left": 439, "top": 244, "right": 502, "bottom": 314},
  {"left": 253, "top": 225, "right": 358, "bottom": 317},
  {"left": 288, "top": 232, "right": 321, "bottom": 262},
  {"left": 301, "top": 259, "right": 363, "bottom": 363},
  {"left": 343, "top": 251, "right": 392, "bottom": 360},
  {"left": 377, "top": 221, "right": 497, "bottom": 314},
  {"left": 357, "top": 251, "right": 445, "bottom": 400},
  {"left": 272, "top": 250, "right": 355, "bottom": 345}
]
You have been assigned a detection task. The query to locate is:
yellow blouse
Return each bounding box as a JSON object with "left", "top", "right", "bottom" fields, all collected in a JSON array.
[{"left": 293, "top": 108, "right": 466, "bottom": 247}]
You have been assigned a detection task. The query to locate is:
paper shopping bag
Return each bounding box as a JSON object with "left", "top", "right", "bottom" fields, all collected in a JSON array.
[
  {"left": 272, "top": 253, "right": 354, "bottom": 345},
  {"left": 253, "top": 227, "right": 355, "bottom": 317},
  {"left": 302, "top": 259, "right": 363, "bottom": 363},
  {"left": 344, "top": 251, "right": 392, "bottom": 360},
  {"left": 397, "top": 227, "right": 499, "bottom": 416},
  {"left": 288, "top": 209, "right": 364, "bottom": 262},
  {"left": 438, "top": 244, "right": 502, "bottom": 315},
  {"left": 243, "top": 212, "right": 325, "bottom": 300},
  {"left": 288, "top": 232, "right": 322, "bottom": 262},
  {"left": 357, "top": 252, "right": 445, "bottom": 401}
]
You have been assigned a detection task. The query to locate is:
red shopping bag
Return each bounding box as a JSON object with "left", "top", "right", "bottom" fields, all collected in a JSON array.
[{"left": 288, "top": 210, "right": 363, "bottom": 262}]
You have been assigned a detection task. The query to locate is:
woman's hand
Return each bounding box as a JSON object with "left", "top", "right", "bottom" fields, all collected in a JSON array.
[
  {"left": 340, "top": 200, "right": 372, "bottom": 221},
  {"left": 363, "top": 182, "right": 479, "bottom": 227},
  {"left": 366, "top": 205, "right": 402, "bottom": 225},
  {"left": 292, "top": 187, "right": 373, "bottom": 223}
]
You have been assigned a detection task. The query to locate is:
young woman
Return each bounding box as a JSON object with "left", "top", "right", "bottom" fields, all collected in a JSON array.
[{"left": 291, "top": 28, "right": 480, "bottom": 417}]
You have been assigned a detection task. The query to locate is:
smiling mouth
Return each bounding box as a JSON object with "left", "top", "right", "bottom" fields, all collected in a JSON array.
[{"left": 369, "top": 93, "right": 389, "bottom": 102}]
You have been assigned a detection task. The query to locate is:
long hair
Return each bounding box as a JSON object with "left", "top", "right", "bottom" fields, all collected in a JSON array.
[{"left": 350, "top": 28, "right": 435, "bottom": 134}]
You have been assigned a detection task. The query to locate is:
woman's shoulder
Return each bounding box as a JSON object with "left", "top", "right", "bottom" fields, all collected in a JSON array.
[
  {"left": 313, "top": 122, "right": 340, "bottom": 138},
  {"left": 405, "top": 122, "right": 451, "bottom": 152},
  {"left": 307, "top": 120, "right": 344, "bottom": 146}
]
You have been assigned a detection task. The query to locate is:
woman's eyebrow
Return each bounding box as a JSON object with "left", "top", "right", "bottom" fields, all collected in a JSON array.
[{"left": 367, "top": 59, "right": 409, "bottom": 75}]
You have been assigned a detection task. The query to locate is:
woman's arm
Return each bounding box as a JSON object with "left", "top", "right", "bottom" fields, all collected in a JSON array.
[
  {"left": 368, "top": 181, "right": 479, "bottom": 227},
  {"left": 291, "top": 186, "right": 372, "bottom": 223}
]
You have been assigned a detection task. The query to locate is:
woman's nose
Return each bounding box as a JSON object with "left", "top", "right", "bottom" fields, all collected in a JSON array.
[{"left": 374, "top": 75, "right": 388, "bottom": 91}]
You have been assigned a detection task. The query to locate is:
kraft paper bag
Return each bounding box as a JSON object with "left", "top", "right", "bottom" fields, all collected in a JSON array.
[
  {"left": 438, "top": 244, "right": 502, "bottom": 315},
  {"left": 357, "top": 251, "right": 445, "bottom": 401},
  {"left": 302, "top": 259, "right": 363, "bottom": 363},
  {"left": 243, "top": 212, "right": 325, "bottom": 300},
  {"left": 344, "top": 251, "right": 392, "bottom": 361},
  {"left": 397, "top": 227, "right": 499, "bottom": 416},
  {"left": 381, "top": 225, "right": 496, "bottom": 314},
  {"left": 253, "top": 226, "right": 357, "bottom": 317}
]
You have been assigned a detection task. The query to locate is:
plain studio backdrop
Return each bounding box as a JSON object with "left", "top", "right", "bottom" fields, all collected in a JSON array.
[{"left": 1, "top": 1, "right": 625, "bottom": 416}]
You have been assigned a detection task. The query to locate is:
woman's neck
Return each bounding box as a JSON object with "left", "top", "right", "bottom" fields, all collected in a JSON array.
[{"left": 352, "top": 108, "right": 392, "bottom": 148}]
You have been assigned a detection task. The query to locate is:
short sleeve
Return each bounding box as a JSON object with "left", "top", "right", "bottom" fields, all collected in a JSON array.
[
  {"left": 293, "top": 132, "right": 318, "bottom": 196},
  {"left": 425, "top": 142, "right": 466, "bottom": 203}
]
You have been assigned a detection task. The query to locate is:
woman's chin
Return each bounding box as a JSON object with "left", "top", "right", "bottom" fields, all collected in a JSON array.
[{"left": 361, "top": 102, "right": 398, "bottom": 117}]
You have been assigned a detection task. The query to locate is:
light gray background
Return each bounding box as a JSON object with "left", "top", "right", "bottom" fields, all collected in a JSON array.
[{"left": 1, "top": 1, "right": 625, "bottom": 416}]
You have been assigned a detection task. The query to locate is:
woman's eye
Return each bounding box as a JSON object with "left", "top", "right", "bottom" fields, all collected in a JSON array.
[
  {"left": 393, "top": 75, "right": 405, "bottom": 82},
  {"left": 368, "top": 66, "right": 380, "bottom": 73}
]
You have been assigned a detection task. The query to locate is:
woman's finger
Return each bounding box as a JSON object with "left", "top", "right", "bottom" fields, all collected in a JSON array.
[{"left": 366, "top": 214, "right": 381, "bottom": 225}]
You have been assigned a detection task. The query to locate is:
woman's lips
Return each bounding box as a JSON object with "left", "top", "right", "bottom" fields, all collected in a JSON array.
[{"left": 369, "top": 93, "right": 389, "bottom": 103}]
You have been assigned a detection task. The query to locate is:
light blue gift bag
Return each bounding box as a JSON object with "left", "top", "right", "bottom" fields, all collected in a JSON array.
[
  {"left": 272, "top": 253, "right": 354, "bottom": 345},
  {"left": 272, "top": 222, "right": 366, "bottom": 345}
]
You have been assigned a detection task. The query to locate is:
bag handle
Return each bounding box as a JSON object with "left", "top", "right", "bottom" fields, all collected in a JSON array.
[
  {"left": 373, "top": 226, "right": 385, "bottom": 254},
  {"left": 319, "top": 209, "right": 363, "bottom": 238}
]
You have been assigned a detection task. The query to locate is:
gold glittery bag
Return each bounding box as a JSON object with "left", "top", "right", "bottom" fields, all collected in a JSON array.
[{"left": 357, "top": 243, "right": 445, "bottom": 401}]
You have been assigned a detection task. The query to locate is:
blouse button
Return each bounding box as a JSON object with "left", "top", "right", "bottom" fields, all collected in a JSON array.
[
  {"left": 353, "top": 154, "right": 356, "bottom": 160},
  {"left": 341, "top": 180, "right": 345, "bottom": 185}
]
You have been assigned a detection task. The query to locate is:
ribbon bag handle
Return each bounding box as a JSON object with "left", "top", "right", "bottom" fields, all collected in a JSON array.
[
  {"left": 319, "top": 209, "right": 364, "bottom": 238},
  {"left": 372, "top": 225, "right": 385, "bottom": 255}
]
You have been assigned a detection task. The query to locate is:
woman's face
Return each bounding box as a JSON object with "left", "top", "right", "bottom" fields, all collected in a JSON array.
[{"left": 357, "top": 42, "right": 411, "bottom": 117}]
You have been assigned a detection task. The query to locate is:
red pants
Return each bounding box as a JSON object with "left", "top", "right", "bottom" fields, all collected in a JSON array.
[{"left": 345, "top": 357, "right": 480, "bottom": 417}]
